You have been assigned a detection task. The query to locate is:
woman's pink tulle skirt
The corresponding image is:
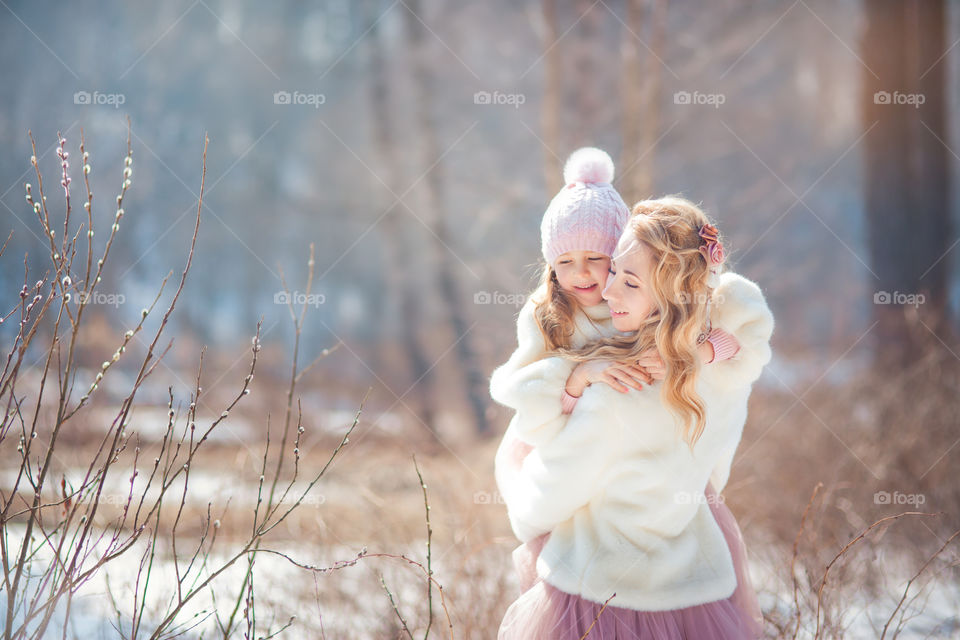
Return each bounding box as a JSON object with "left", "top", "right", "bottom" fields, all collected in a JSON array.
[{"left": 498, "top": 481, "right": 764, "bottom": 639}]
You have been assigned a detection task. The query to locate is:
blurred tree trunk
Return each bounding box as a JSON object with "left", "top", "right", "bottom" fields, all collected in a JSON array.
[
  {"left": 542, "top": 0, "right": 563, "bottom": 194},
  {"left": 404, "top": 0, "right": 491, "bottom": 437},
  {"left": 364, "top": 0, "right": 437, "bottom": 430},
  {"left": 619, "top": 0, "right": 644, "bottom": 203},
  {"left": 619, "top": 0, "right": 666, "bottom": 204},
  {"left": 861, "top": 0, "right": 953, "bottom": 364},
  {"left": 574, "top": 0, "right": 602, "bottom": 147}
]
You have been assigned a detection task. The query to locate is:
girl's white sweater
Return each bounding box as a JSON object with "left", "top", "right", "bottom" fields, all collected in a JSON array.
[{"left": 490, "top": 271, "right": 774, "bottom": 611}]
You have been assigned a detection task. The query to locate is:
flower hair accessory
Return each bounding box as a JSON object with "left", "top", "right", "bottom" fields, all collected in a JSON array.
[{"left": 698, "top": 223, "right": 725, "bottom": 288}]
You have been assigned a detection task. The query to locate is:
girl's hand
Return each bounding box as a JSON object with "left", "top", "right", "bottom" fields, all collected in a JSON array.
[
  {"left": 635, "top": 350, "right": 666, "bottom": 381},
  {"left": 697, "top": 339, "right": 716, "bottom": 365},
  {"left": 505, "top": 436, "right": 534, "bottom": 472},
  {"left": 566, "top": 360, "right": 653, "bottom": 396}
]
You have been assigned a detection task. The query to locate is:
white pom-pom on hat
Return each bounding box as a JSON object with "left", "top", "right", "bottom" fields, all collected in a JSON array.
[{"left": 562, "top": 147, "right": 615, "bottom": 185}]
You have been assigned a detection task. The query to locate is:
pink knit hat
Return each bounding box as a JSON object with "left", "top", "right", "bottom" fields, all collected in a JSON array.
[{"left": 540, "top": 147, "right": 630, "bottom": 266}]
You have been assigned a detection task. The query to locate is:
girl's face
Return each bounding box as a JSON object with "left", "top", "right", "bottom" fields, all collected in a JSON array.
[
  {"left": 553, "top": 250, "right": 611, "bottom": 306},
  {"left": 602, "top": 235, "right": 657, "bottom": 332}
]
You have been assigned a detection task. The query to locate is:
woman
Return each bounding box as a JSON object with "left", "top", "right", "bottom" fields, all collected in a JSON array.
[{"left": 494, "top": 196, "right": 773, "bottom": 638}]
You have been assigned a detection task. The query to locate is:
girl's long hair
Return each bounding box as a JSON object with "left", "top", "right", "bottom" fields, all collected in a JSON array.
[
  {"left": 560, "top": 195, "right": 723, "bottom": 450},
  {"left": 532, "top": 261, "right": 584, "bottom": 352}
]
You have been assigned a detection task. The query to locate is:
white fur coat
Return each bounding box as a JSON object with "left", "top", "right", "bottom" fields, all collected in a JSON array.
[{"left": 490, "top": 271, "right": 774, "bottom": 610}]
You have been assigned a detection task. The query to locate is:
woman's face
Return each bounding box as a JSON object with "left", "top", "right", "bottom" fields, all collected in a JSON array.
[
  {"left": 602, "top": 235, "right": 657, "bottom": 332},
  {"left": 553, "top": 250, "right": 611, "bottom": 306}
]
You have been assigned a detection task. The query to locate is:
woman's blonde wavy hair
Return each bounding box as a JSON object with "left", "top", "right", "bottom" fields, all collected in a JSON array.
[{"left": 561, "top": 195, "right": 724, "bottom": 450}]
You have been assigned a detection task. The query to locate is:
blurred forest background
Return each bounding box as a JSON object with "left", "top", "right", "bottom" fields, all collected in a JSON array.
[
  {"left": 2, "top": 0, "right": 960, "bottom": 636},
  {"left": 2, "top": 0, "right": 960, "bottom": 434}
]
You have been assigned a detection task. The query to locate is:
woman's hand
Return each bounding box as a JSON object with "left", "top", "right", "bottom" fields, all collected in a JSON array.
[
  {"left": 565, "top": 360, "right": 653, "bottom": 396},
  {"left": 635, "top": 341, "right": 714, "bottom": 380},
  {"left": 635, "top": 350, "right": 667, "bottom": 381}
]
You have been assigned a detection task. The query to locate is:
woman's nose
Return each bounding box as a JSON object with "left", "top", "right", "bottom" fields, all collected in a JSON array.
[{"left": 602, "top": 279, "right": 614, "bottom": 300}]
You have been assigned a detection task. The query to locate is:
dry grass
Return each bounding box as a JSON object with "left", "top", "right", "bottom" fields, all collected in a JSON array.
[{"left": 236, "top": 331, "right": 960, "bottom": 637}]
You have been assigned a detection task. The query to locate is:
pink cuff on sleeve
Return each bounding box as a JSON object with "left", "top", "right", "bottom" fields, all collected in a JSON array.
[
  {"left": 561, "top": 390, "right": 580, "bottom": 414},
  {"left": 706, "top": 328, "right": 740, "bottom": 363}
]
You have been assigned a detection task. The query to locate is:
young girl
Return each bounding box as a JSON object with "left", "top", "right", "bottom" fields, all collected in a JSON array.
[{"left": 497, "top": 196, "right": 773, "bottom": 639}]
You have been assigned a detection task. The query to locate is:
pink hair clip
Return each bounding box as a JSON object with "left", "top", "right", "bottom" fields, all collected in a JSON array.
[
  {"left": 698, "top": 223, "right": 725, "bottom": 267},
  {"left": 698, "top": 223, "right": 724, "bottom": 289}
]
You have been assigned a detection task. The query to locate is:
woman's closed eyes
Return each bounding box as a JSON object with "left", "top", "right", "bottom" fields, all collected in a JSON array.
[{"left": 609, "top": 267, "right": 639, "bottom": 289}]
